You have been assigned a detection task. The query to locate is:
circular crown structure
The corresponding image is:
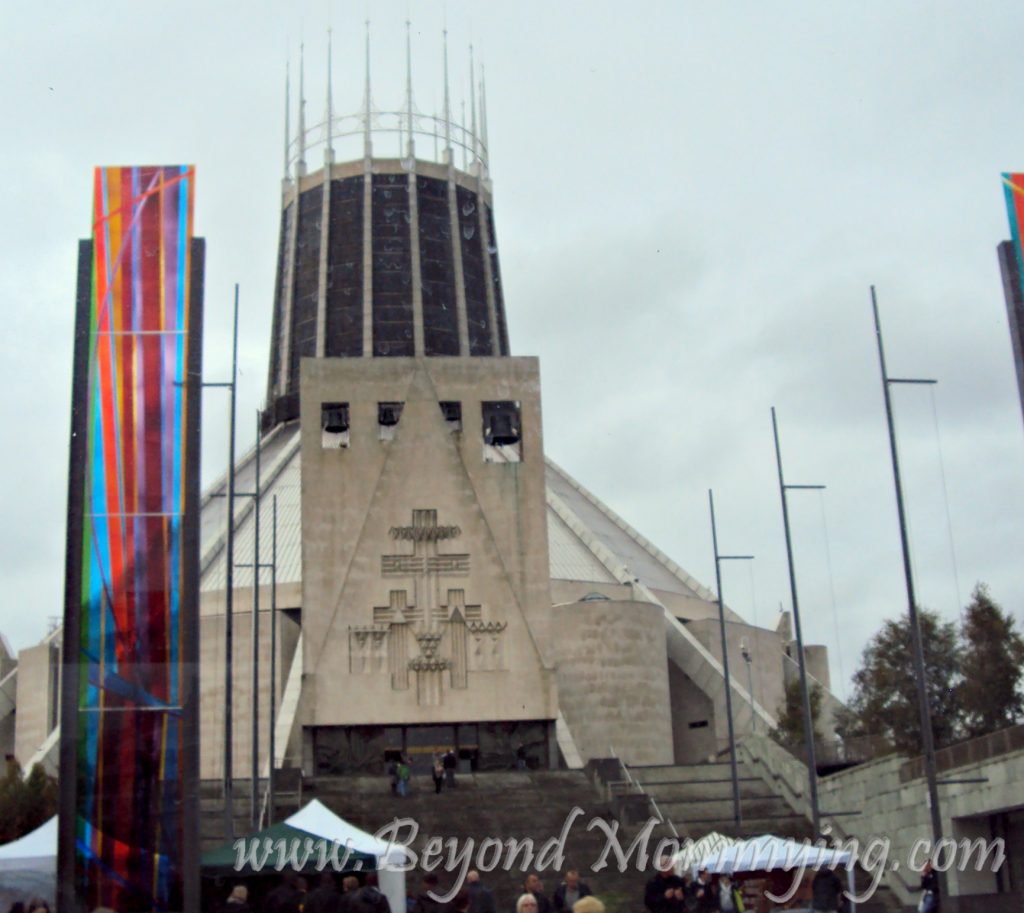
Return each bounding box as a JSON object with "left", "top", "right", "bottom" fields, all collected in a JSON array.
[{"left": 265, "top": 26, "right": 509, "bottom": 429}]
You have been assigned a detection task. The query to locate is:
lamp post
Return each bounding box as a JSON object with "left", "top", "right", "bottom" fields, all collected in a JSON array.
[
  {"left": 708, "top": 489, "right": 754, "bottom": 828},
  {"left": 870, "top": 287, "right": 943, "bottom": 853},
  {"left": 740, "top": 639, "right": 755, "bottom": 733},
  {"left": 771, "top": 407, "right": 825, "bottom": 838}
]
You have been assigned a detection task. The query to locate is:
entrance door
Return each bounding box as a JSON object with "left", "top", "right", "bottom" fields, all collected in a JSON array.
[{"left": 405, "top": 725, "right": 455, "bottom": 775}]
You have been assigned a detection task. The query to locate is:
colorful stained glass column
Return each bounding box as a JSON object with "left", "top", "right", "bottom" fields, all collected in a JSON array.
[{"left": 58, "top": 166, "right": 203, "bottom": 913}]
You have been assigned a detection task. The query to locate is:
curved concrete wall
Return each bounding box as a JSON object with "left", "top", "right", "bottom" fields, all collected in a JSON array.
[{"left": 552, "top": 600, "right": 673, "bottom": 766}]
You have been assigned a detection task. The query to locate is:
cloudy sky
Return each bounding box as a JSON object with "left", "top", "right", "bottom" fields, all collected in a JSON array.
[{"left": 3, "top": 1, "right": 1024, "bottom": 700}]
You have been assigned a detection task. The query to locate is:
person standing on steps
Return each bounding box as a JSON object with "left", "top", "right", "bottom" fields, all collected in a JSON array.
[
  {"left": 466, "top": 871, "right": 496, "bottom": 913},
  {"left": 552, "top": 871, "right": 591, "bottom": 913},
  {"left": 222, "top": 885, "right": 252, "bottom": 913},
  {"left": 717, "top": 875, "right": 743, "bottom": 913},
  {"left": 396, "top": 755, "right": 411, "bottom": 797},
  {"left": 339, "top": 876, "right": 361, "bottom": 913},
  {"left": 411, "top": 874, "right": 447, "bottom": 913},
  {"left": 349, "top": 875, "right": 392, "bottom": 913},
  {"left": 916, "top": 860, "right": 939, "bottom": 913},
  {"left": 443, "top": 747, "right": 458, "bottom": 788},
  {"left": 522, "top": 875, "right": 551, "bottom": 913},
  {"left": 693, "top": 870, "right": 718, "bottom": 913},
  {"left": 643, "top": 856, "right": 685, "bottom": 913},
  {"left": 305, "top": 873, "right": 343, "bottom": 913},
  {"left": 432, "top": 753, "right": 445, "bottom": 794},
  {"left": 572, "top": 899, "right": 605, "bottom": 913},
  {"left": 265, "top": 871, "right": 303, "bottom": 913}
]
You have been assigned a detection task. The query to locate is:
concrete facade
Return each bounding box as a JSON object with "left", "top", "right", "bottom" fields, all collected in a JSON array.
[
  {"left": 667, "top": 661, "right": 718, "bottom": 763},
  {"left": 197, "top": 601, "right": 302, "bottom": 779},
  {"left": 298, "top": 357, "right": 557, "bottom": 746},
  {"left": 14, "top": 641, "right": 58, "bottom": 768},
  {"left": 551, "top": 598, "right": 673, "bottom": 767},
  {"left": 686, "top": 618, "right": 787, "bottom": 745}
]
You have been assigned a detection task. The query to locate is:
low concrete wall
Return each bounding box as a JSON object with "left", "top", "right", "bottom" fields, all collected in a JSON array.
[{"left": 737, "top": 733, "right": 1024, "bottom": 907}]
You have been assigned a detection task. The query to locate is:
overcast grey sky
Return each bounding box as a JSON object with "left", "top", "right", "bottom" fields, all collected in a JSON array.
[{"left": 3, "top": 2, "right": 1024, "bottom": 700}]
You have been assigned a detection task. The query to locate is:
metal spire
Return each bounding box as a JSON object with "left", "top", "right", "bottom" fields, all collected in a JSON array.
[
  {"left": 479, "top": 63, "right": 489, "bottom": 174},
  {"left": 363, "top": 20, "right": 372, "bottom": 158},
  {"left": 325, "top": 28, "right": 334, "bottom": 163},
  {"left": 469, "top": 44, "right": 477, "bottom": 170},
  {"left": 461, "top": 99, "right": 467, "bottom": 170},
  {"left": 297, "top": 43, "right": 307, "bottom": 176},
  {"left": 283, "top": 58, "right": 291, "bottom": 181},
  {"left": 405, "top": 20, "right": 415, "bottom": 158},
  {"left": 442, "top": 29, "right": 452, "bottom": 160}
]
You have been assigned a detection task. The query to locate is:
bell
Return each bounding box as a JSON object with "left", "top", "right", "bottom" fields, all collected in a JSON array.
[
  {"left": 321, "top": 403, "right": 349, "bottom": 434},
  {"left": 484, "top": 407, "right": 520, "bottom": 446},
  {"left": 378, "top": 402, "right": 404, "bottom": 427}
]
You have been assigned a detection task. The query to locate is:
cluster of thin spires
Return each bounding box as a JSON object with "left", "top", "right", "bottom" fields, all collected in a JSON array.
[{"left": 284, "top": 21, "right": 491, "bottom": 181}]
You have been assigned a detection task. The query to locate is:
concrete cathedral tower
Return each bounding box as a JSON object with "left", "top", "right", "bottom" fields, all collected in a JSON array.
[{"left": 261, "top": 25, "right": 557, "bottom": 773}]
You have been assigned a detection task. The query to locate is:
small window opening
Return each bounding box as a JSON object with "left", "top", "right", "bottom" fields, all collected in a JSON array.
[
  {"left": 439, "top": 401, "right": 462, "bottom": 432},
  {"left": 378, "top": 402, "right": 405, "bottom": 441},
  {"left": 482, "top": 401, "right": 522, "bottom": 462},
  {"left": 321, "top": 402, "right": 350, "bottom": 449}
]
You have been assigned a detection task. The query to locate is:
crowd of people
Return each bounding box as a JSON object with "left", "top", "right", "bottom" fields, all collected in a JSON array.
[
  {"left": 643, "top": 853, "right": 855, "bottom": 913},
  {"left": 214, "top": 868, "right": 600, "bottom": 913},
  {"left": 212, "top": 852, "right": 939, "bottom": 913},
  {"left": 0, "top": 850, "right": 938, "bottom": 913}
]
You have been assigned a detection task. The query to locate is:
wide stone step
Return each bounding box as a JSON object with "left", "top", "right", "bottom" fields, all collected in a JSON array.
[
  {"left": 660, "top": 796, "right": 794, "bottom": 823},
  {"left": 630, "top": 763, "right": 755, "bottom": 785},
  {"left": 640, "top": 780, "right": 777, "bottom": 802}
]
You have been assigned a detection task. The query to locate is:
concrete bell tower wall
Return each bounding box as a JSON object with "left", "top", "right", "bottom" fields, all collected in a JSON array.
[{"left": 298, "top": 356, "right": 556, "bottom": 760}]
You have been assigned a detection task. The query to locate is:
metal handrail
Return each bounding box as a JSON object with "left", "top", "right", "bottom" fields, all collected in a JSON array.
[{"left": 609, "top": 744, "right": 679, "bottom": 840}]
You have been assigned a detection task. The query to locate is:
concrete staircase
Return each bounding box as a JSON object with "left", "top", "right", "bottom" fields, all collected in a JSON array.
[
  {"left": 297, "top": 771, "right": 642, "bottom": 912},
  {"left": 628, "top": 762, "right": 812, "bottom": 840}
]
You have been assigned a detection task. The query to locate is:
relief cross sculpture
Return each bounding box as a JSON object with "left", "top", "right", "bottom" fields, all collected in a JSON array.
[{"left": 358, "top": 508, "right": 498, "bottom": 705}]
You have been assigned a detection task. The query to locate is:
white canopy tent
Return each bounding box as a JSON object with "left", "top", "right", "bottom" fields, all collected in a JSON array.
[
  {"left": 698, "top": 834, "right": 853, "bottom": 874},
  {"left": 0, "top": 817, "right": 57, "bottom": 907},
  {"left": 672, "top": 832, "right": 738, "bottom": 874},
  {"left": 285, "top": 800, "right": 409, "bottom": 913}
]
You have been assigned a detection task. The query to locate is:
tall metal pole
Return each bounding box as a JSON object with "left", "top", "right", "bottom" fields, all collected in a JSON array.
[
  {"left": 771, "top": 407, "right": 824, "bottom": 838},
  {"left": 268, "top": 495, "right": 278, "bottom": 825},
  {"left": 251, "top": 411, "right": 262, "bottom": 827},
  {"left": 708, "top": 489, "right": 753, "bottom": 828},
  {"left": 871, "top": 286, "right": 944, "bottom": 850},
  {"left": 223, "top": 285, "right": 239, "bottom": 841},
  {"left": 741, "top": 642, "right": 756, "bottom": 733}
]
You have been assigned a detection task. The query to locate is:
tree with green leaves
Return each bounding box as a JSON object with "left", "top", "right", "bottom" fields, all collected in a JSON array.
[
  {"left": 835, "top": 608, "right": 961, "bottom": 755},
  {"left": 958, "top": 584, "right": 1024, "bottom": 738},
  {"left": 773, "top": 676, "right": 824, "bottom": 748}
]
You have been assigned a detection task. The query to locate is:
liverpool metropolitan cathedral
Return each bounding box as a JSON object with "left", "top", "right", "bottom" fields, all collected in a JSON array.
[{"left": 1, "top": 36, "right": 837, "bottom": 782}]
